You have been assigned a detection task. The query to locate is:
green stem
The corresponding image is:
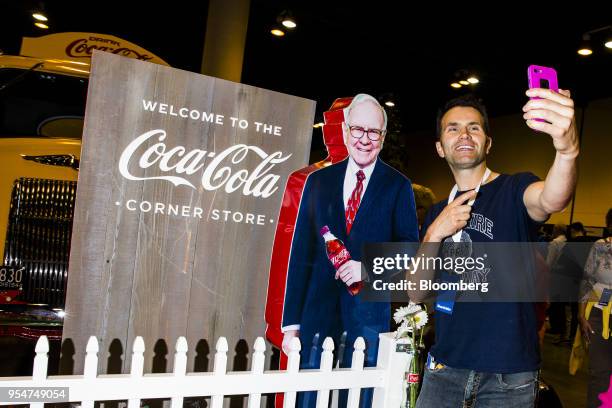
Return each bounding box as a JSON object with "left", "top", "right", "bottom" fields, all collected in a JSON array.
[{"left": 409, "top": 318, "right": 418, "bottom": 408}]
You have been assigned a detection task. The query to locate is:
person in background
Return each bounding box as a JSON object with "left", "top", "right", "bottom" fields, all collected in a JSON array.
[
  {"left": 413, "top": 183, "right": 436, "bottom": 234},
  {"left": 579, "top": 209, "right": 612, "bottom": 408},
  {"left": 569, "top": 222, "right": 588, "bottom": 241},
  {"left": 564, "top": 221, "right": 594, "bottom": 344},
  {"left": 547, "top": 223, "right": 569, "bottom": 342},
  {"left": 547, "top": 224, "right": 569, "bottom": 266}
]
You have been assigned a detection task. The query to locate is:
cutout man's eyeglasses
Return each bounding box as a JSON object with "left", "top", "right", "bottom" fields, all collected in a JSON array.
[{"left": 347, "top": 125, "right": 385, "bottom": 141}]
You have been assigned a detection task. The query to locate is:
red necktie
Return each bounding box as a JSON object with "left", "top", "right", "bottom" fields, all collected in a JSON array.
[{"left": 345, "top": 170, "right": 365, "bottom": 235}]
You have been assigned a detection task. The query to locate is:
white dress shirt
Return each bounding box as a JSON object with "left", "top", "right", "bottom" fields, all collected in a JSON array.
[
  {"left": 282, "top": 158, "right": 377, "bottom": 333},
  {"left": 343, "top": 157, "right": 376, "bottom": 210}
]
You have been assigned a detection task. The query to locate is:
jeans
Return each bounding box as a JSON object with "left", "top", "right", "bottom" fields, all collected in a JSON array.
[{"left": 416, "top": 363, "right": 538, "bottom": 408}]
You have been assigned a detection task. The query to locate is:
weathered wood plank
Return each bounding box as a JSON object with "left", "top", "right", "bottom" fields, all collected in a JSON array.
[{"left": 62, "top": 50, "right": 314, "bottom": 375}]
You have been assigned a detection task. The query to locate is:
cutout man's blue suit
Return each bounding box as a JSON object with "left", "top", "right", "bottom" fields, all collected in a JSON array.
[{"left": 282, "top": 157, "right": 419, "bottom": 407}]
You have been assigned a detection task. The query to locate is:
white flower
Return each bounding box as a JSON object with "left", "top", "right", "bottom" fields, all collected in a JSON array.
[
  {"left": 394, "top": 302, "right": 429, "bottom": 339},
  {"left": 395, "top": 321, "right": 412, "bottom": 339},
  {"left": 393, "top": 307, "right": 408, "bottom": 324},
  {"left": 393, "top": 302, "right": 422, "bottom": 324},
  {"left": 413, "top": 310, "right": 428, "bottom": 330}
]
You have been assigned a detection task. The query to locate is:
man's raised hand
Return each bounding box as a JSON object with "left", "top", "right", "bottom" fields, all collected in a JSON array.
[
  {"left": 523, "top": 88, "right": 579, "bottom": 159},
  {"left": 424, "top": 190, "right": 477, "bottom": 242}
]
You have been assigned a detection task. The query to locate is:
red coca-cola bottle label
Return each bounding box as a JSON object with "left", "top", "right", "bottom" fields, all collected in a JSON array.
[
  {"left": 407, "top": 373, "right": 420, "bottom": 384},
  {"left": 330, "top": 248, "right": 350, "bottom": 269}
]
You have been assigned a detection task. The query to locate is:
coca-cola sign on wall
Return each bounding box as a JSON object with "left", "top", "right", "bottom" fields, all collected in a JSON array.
[{"left": 62, "top": 51, "right": 315, "bottom": 375}]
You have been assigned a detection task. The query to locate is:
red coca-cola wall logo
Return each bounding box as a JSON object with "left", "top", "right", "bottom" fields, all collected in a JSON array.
[{"left": 66, "top": 37, "right": 154, "bottom": 61}]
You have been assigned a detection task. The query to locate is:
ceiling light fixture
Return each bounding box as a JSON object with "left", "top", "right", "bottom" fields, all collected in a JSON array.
[
  {"left": 577, "top": 26, "right": 612, "bottom": 56},
  {"left": 271, "top": 28, "right": 285, "bottom": 37},
  {"left": 452, "top": 69, "right": 479, "bottom": 89},
  {"left": 282, "top": 19, "right": 296, "bottom": 29},
  {"left": 278, "top": 10, "right": 297, "bottom": 29},
  {"left": 578, "top": 34, "right": 593, "bottom": 56},
  {"left": 32, "top": 13, "right": 48, "bottom": 21}
]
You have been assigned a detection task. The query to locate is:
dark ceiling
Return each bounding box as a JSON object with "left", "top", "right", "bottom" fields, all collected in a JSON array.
[{"left": 1, "top": 1, "right": 611, "bottom": 139}]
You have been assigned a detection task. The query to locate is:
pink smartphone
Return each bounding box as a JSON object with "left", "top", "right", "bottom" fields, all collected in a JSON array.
[
  {"left": 527, "top": 65, "right": 558, "bottom": 96},
  {"left": 528, "top": 65, "right": 558, "bottom": 123}
]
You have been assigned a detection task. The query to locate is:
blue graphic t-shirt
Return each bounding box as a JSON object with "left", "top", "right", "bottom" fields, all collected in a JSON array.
[{"left": 421, "top": 172, "right": 542, "bottom": 373}]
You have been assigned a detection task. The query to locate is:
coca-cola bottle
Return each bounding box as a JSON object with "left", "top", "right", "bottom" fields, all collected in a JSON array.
[{"left": 320, "top": 225, "right": 363, "bottom": 296}]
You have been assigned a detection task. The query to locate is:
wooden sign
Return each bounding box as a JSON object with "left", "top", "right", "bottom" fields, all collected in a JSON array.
[{"left": 62, "top": 50, "right": 315, "bottom": 374}]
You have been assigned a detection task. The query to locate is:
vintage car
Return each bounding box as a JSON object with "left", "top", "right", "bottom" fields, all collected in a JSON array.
[
  {"left": 0, "top": 54, "right": 87, "bottom": 341},
  {"left": 0, "top": 34, "right": 169, "bottom": 360}
]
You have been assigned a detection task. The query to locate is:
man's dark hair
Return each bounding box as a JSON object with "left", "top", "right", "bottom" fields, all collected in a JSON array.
[
  {"left": 569, "top": 222, "right": 585, "bottom": 234},
  {"left": 436, "top": 94, "right": 490, "bottom": 138}
]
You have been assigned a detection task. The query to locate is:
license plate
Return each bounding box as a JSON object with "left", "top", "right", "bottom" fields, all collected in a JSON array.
[{"left": 0, "top": 265, "right": 25, "bottom": 291}]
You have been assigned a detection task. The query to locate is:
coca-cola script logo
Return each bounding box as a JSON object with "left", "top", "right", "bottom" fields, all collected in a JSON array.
[
  {"left": 66, "top": 38, "right": 154, "bottom": 61},
  {"left": 331, "top": 249, "right": 350, "bottom": 269},
  {"left": 118, "top": 129, "right": 292, "bottom": 198}
]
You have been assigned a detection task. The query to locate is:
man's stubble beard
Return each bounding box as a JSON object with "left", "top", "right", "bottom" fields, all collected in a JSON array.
[{"left": 446, "top": 149, "right": 487, "bottom": 171}]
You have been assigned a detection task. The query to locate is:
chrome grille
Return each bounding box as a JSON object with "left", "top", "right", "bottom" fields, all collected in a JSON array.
[{"left": 3, "top": 178, "right": 77, "bottom": 307}]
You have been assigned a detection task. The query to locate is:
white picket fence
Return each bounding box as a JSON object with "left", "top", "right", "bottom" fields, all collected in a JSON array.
[{"left": 0, "top": 332, "right": 411, "bottom": 408}]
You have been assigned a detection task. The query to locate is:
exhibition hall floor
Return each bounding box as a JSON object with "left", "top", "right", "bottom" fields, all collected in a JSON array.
[{"left": 542, "top": 331, "right": 589, "bottom": 408}]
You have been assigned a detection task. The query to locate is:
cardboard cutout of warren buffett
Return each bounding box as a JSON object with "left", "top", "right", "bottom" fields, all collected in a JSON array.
[{"left": 281, "top": 94, "right": 419, "bottom": 407}]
